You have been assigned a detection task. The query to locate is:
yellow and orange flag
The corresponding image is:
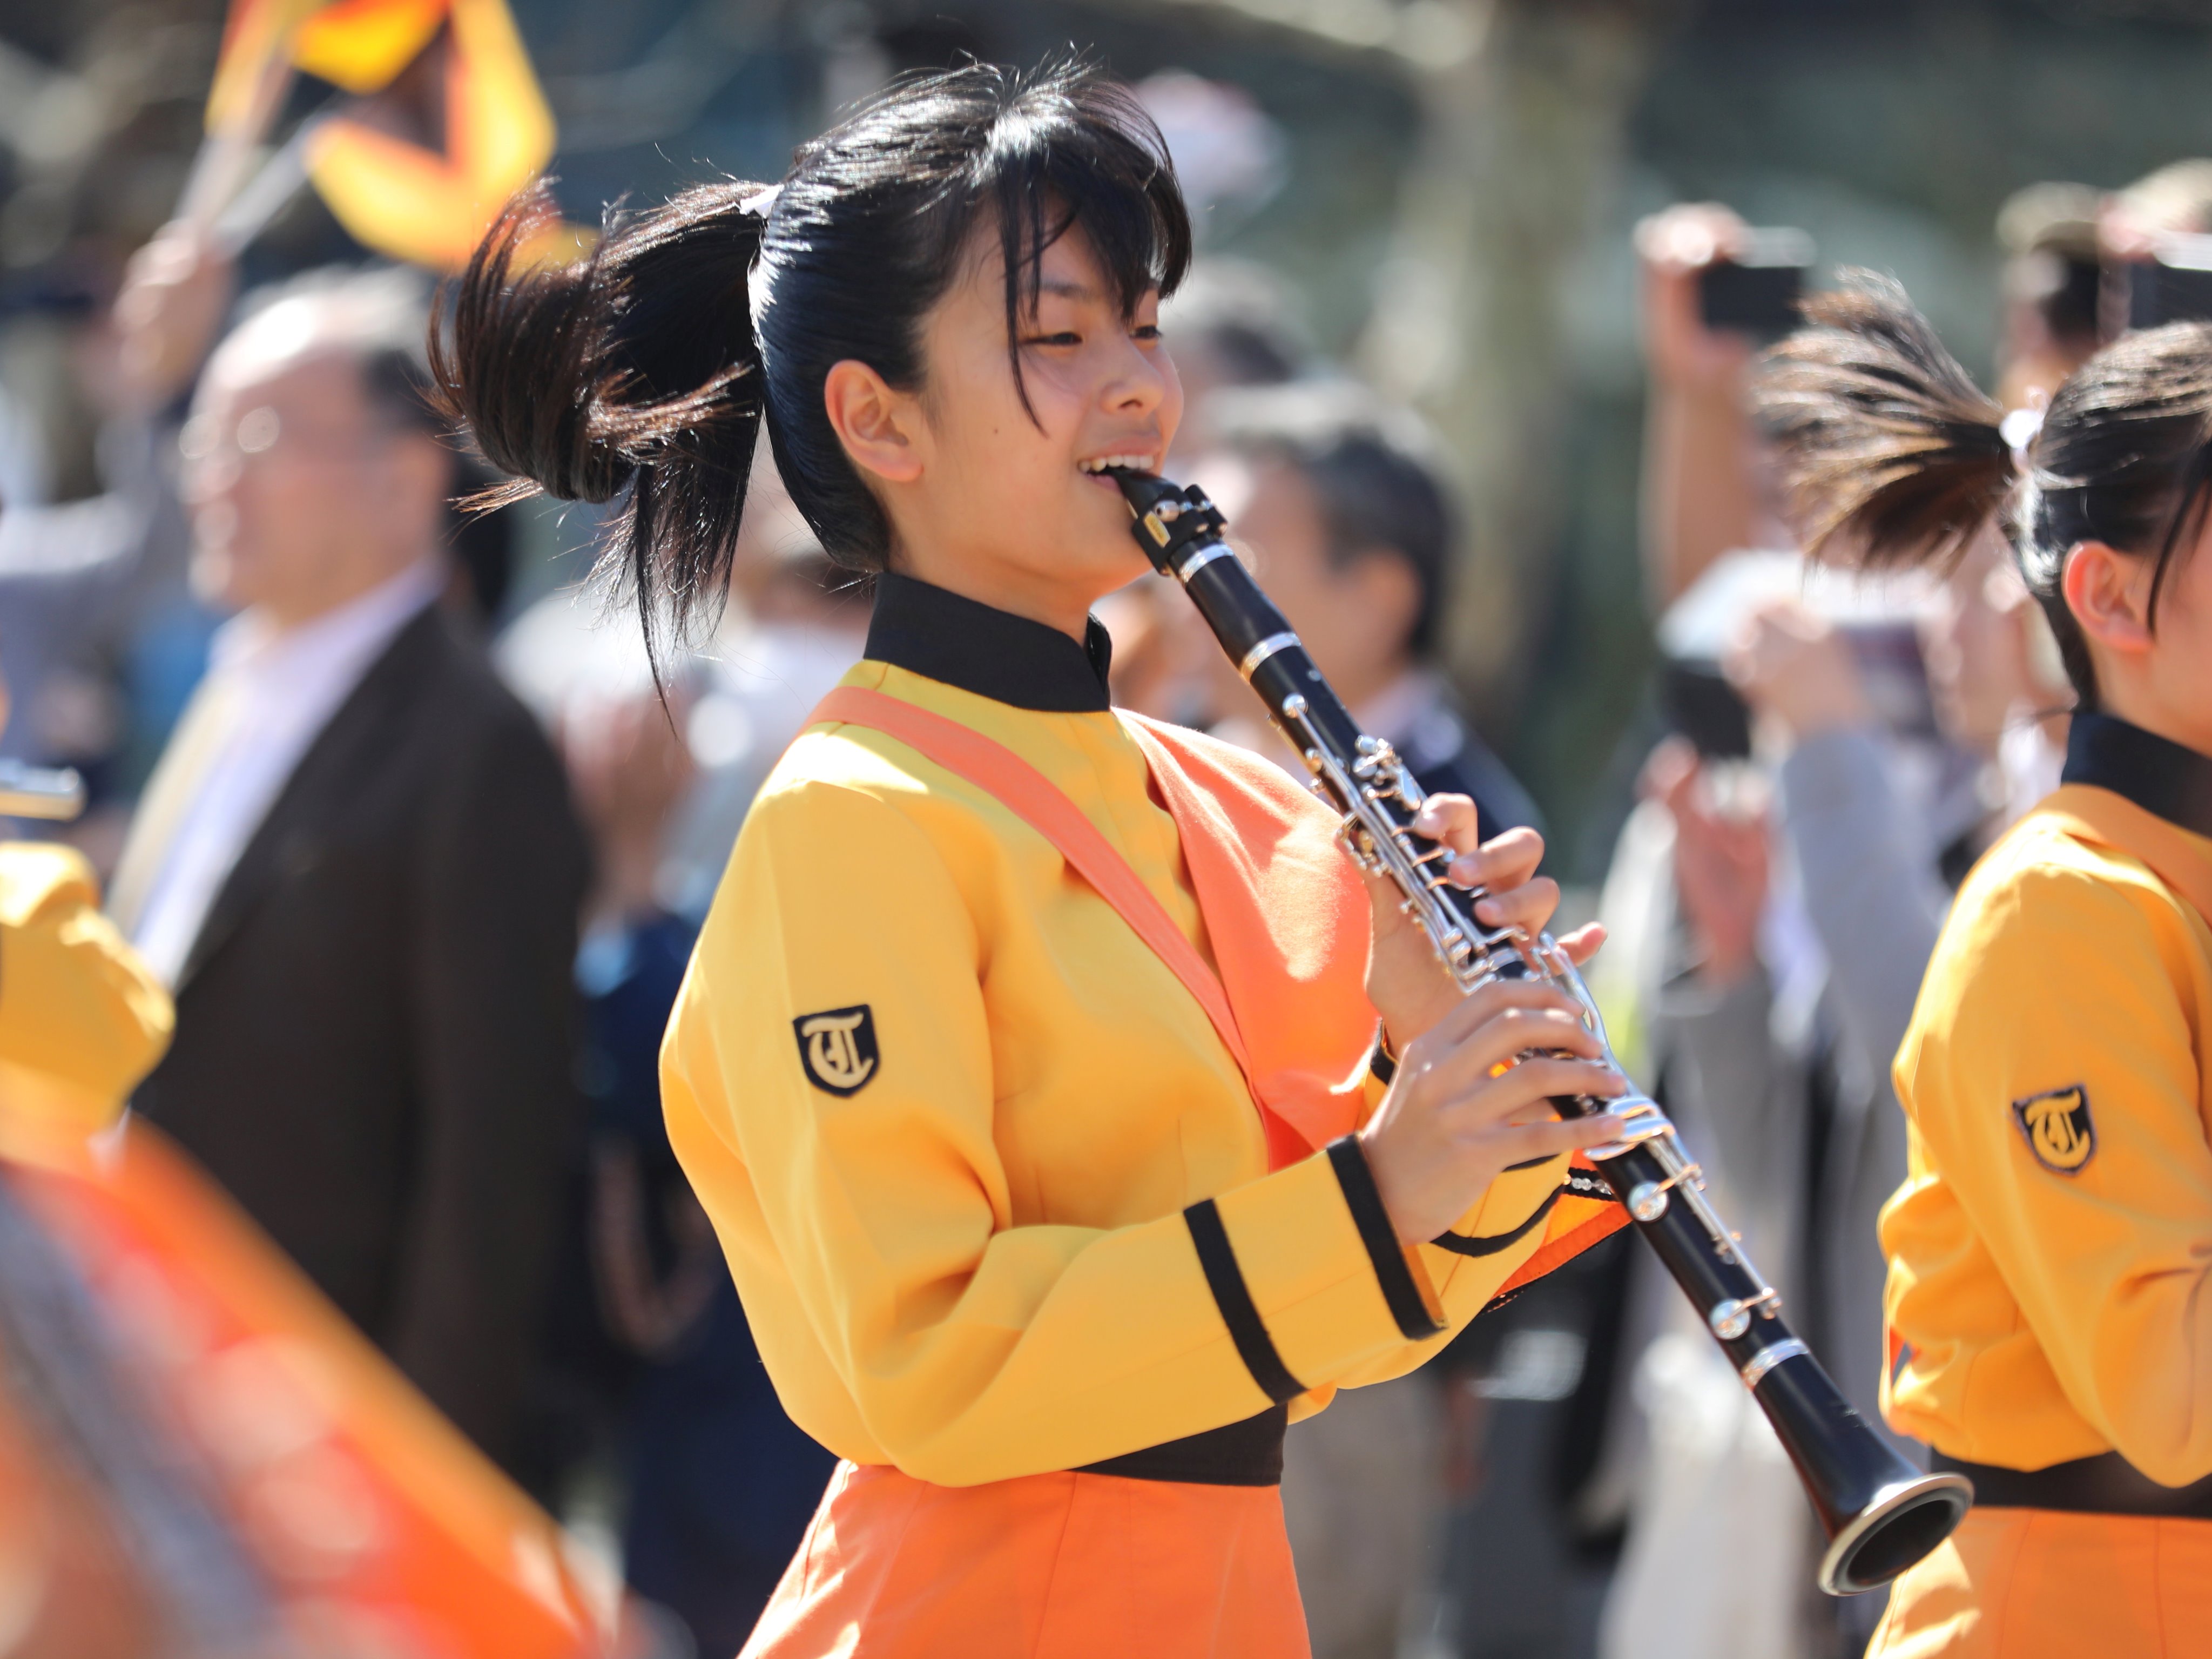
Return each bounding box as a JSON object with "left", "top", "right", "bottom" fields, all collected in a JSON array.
[{"left": 205, "top": 0, "right": 572, "bottom": 271}]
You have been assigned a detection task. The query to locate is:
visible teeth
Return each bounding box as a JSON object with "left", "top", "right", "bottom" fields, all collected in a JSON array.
[{"left": 1081, "top": 455, "right": 1156, "bottom": 474}]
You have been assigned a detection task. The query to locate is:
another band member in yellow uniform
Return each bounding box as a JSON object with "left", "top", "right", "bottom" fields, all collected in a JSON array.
[
  {"left": 440, "top": 63, "right": 1637, "bottom": 1659},
  {"left": 1759, "top": 274, "right": 2212, "bottom": 1656}
]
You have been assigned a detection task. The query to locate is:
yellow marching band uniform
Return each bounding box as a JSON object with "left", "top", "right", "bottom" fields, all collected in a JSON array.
[{"left": 1873, "top": 710, "right": 2212, "bottom": 1657}]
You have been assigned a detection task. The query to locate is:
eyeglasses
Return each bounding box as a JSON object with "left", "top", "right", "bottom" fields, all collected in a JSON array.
[{"left": 178, "top": 406, "right": 400, "bottom": 470}]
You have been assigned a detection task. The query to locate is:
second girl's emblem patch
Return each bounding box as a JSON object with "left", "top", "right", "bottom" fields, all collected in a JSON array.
[
  {"left": 2012, "top": 1084, "right": 2095, "bottom": 1174},
  {"left": 794, "top": 1006, "right": 879, "bottom": 1096}
]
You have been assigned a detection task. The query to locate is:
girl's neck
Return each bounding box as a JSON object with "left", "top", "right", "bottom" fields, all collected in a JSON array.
[
  {"left": 889, "top": 544, "right": 1097, "bottom": 645},
  {"left": 2098, "top": 679, "right": 2212, "bottom": 762}
]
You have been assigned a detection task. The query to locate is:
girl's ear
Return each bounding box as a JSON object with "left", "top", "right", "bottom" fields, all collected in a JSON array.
[
  {"left": 823, "top": 358, "right": 923, "bottom": 484},
  {"left": 2061, "top": 540, "right": 2155, "bottom": 659}
]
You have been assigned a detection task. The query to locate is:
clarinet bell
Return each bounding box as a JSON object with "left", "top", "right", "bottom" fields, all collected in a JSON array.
[{"left": 1751, "top": 1352, "right": 1973, "bottom": 1594}]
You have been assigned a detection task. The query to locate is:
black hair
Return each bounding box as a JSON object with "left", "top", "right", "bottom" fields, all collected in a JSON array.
[
  {"left": 1754, "top": 270, "right": 2212, "bottom": 707},
  {"left": 1202, "top": 383, "right": 1455, "bottom": 657},
  {"left": 431, "top": 59, "right": 1191, "bottom": 669}
]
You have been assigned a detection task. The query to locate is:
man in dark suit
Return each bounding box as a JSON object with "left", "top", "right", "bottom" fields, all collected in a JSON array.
[{"left": 108, "top": 267, "right": 589, "bottom": 1478}]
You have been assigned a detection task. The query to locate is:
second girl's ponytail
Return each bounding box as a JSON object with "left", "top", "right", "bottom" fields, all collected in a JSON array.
[
  {"left": 1755, "top": 271, "right": 2015, "bottom": 572},
  {"left": 431, "top": 180, "right": 770, "bottom": 664},
  {"left": 1757, "top": 269, "right": 2212, "bottom": 706}
]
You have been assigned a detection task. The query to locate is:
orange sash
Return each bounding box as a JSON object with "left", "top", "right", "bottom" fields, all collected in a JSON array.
[{"left": 809, "top": 687, "right": 1372, "bottom": 1170}]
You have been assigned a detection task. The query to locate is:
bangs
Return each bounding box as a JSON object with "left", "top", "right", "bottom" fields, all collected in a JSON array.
[
  {"left": 965, "top": 67, "right": 1191, "bottom": 420},
  {"left": 981, "top": 76, "right": 1192, "bottom": 325}
]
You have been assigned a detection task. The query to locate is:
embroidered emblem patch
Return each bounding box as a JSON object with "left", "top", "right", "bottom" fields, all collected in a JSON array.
[
  {"left": 794, "top": 1005, "right": 879, "bottom": 1096},
  {"left": 2012, "top": 1084, "right": 2095, "bottom": 1175}
]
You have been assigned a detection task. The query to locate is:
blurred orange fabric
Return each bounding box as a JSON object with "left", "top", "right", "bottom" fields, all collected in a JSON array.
[{"left": 2, "top": 1121, "right": 608, "bottom": 1655}]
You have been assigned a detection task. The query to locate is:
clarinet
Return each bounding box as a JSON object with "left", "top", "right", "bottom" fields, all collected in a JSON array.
[{"left": 1111, "top": 469, "right": 1970, "bottom": 1596}]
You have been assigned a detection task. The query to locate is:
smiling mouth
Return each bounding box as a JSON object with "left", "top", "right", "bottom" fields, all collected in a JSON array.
[{"left": 1078, "top": 454, "right": 1159, "bottom": 478}]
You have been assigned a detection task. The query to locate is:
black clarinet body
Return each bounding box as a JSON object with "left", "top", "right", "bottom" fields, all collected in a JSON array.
[{"left": 1112, "top": 470, "right": 1970, "bottom": 1596}]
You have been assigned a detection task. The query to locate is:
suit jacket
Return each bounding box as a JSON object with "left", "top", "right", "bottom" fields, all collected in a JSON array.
[
  {"left": 132, "top": 604, "right": 590, "bottom": 1473},
  {"left": 1389, "top": 689, "right": 1545, "bottom": 842}
]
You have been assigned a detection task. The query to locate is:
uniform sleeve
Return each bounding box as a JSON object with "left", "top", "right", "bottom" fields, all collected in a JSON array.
[
  {"left": 0, "top": 843, "right": 171, "bottom": 1128},
  {"left": 662, "top": 772, "right": 1567, "bottom": 1486},
  {"left": 1901, "top": 855, "right": 2212, "bottom": 1486}
]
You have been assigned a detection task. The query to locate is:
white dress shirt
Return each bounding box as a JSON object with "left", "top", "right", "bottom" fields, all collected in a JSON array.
[{"left": 125, "top": 559, "right": 444, "bottom": 986}]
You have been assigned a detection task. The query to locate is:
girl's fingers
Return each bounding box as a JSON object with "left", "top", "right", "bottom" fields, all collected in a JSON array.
[
  {"left": 1414, "top": 1006, "right": 1604, "bottom": 1100},
  {"left": 1436, "top": 1056, "right": 1626, "bottom": 1132},
  {"left": 1473, "top": 875, "right": 1560, "bottom": 934},
  {"left": 1447, "top": 825, "right": 1543, "bottom": 893},
  {"left": 1556, "top": 922, "right": 1606, "bottom": 966},
  {"left": 1412, "top": 793, "right": 1482, "bottom": 855},
  {"left": 1473, "top": 1111, "right": 1632, "bottom": 1168},
  {"left": 1404, "top": 978, "right": 1590, "bottom": 1058}
]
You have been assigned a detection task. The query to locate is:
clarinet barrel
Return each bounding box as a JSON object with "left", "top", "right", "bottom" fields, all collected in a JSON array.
[{"left": 1110, "top": 469, "right": 1968, "bottom": 1596}]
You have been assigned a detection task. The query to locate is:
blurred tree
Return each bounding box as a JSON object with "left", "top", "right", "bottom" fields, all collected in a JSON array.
[{"left": 1359, "top": 0, "right": 1672, "bottom": 719}]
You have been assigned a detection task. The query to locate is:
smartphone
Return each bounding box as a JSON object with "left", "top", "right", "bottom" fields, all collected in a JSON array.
[
  {"left": 1660, "top": 624, "right": 1933, "bottom": 760},
  {"left": 2125, "top": 234, "right": 2212, "bottom": 329},
  {"left": 1698, "top": 227, "right": 1816, "bottom": 340},
  {"left": 0, "top": 758, "right": 84, "bottom": 821},
  {"left": 1659, "top": 658, "right": 1752, "bottom": 760},
  {"left": 1836, "top": 622, "right": 1937, "bottom": 740}
]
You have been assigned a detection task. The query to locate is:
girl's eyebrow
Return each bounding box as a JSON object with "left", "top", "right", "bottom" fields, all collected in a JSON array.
[{"left": 1038, "top": 278, "right": 1102, "bottom": 301}]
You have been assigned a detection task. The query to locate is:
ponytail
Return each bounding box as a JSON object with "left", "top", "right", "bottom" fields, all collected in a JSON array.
[
  {"left": 1756, "top": 271, "right": 2212, "bottom": 706},
  {"left": 431, "top": 180, "right": 767, "bottom": 668},
  {"left": 1755, "top": 271, "right": 2013, "bottom": 572}
]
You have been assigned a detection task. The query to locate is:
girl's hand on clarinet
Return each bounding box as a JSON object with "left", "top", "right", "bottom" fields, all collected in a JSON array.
[
  {"left": 1359, "top": 981, "right": 1631, "bottom": 1245},
  {"left": 1364, "top": 799, "right": 1605, "bottom": 1053}
]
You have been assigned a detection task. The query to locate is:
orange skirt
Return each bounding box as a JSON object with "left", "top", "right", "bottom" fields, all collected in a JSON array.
[
  {"left": 1869, "top": 1506, "right": 2212, "bottom": 1657},
  {"left": 739, "top": 1460, "right": 1311, "bottom": 1659}
]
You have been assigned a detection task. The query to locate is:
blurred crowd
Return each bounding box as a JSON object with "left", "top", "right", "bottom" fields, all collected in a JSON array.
[{"left": 3, "top": 75, "right": 2210, "bottom": 1658}]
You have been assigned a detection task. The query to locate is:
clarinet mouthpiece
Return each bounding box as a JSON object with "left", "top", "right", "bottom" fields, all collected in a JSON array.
[{"left": 1104, "top": 467, "right": 1177, "bottom": 515}]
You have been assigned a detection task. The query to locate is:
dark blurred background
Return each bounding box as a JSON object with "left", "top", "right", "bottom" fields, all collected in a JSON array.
[{"left": 10, "top": 0, "right": 2212, "bottom": 873}]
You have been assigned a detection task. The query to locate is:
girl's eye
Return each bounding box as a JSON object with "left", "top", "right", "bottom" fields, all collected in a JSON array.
[
  {"left": 1133, "top": 324, "right": 1162, "bottom": 341},
  {"left": 1024, "top": 331, "right": 1083, "bottom": 348}
]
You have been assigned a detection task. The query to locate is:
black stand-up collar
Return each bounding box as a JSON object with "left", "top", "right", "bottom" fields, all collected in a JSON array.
[
  {"left": 2063, "top": 711, "right": 2212, "bottom": 840},
  {"left": 865, "top": 571, "right": 1114, "bottom": 713}
]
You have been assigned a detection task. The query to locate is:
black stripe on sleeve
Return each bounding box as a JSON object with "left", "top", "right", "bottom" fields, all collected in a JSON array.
[
  {"left": 1367, "top": 1022, "right": 1397, "bottom": 1085},
  {"left": 1326, "top": 1137, "right": 1446, "bottom": 1340},
  {"left": 1184, "top": 1200, "right": 1306, "bottom": 1405},
  {"left": 1429, "top": 1184, "right": 1564, "bottom": 1258}
]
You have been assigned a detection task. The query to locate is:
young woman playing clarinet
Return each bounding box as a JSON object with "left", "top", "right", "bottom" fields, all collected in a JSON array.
[
  {"left": 436, "top": 62, "right": 1638, "bottom": 1659},
  {"left": 1759, "top": 274, "right": 2212, "bottom": 1657}
]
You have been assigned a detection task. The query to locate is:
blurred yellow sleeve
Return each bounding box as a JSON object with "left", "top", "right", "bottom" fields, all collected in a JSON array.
[{"left": 0, "top": 842, "right": 173, "bottom": 1134}]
